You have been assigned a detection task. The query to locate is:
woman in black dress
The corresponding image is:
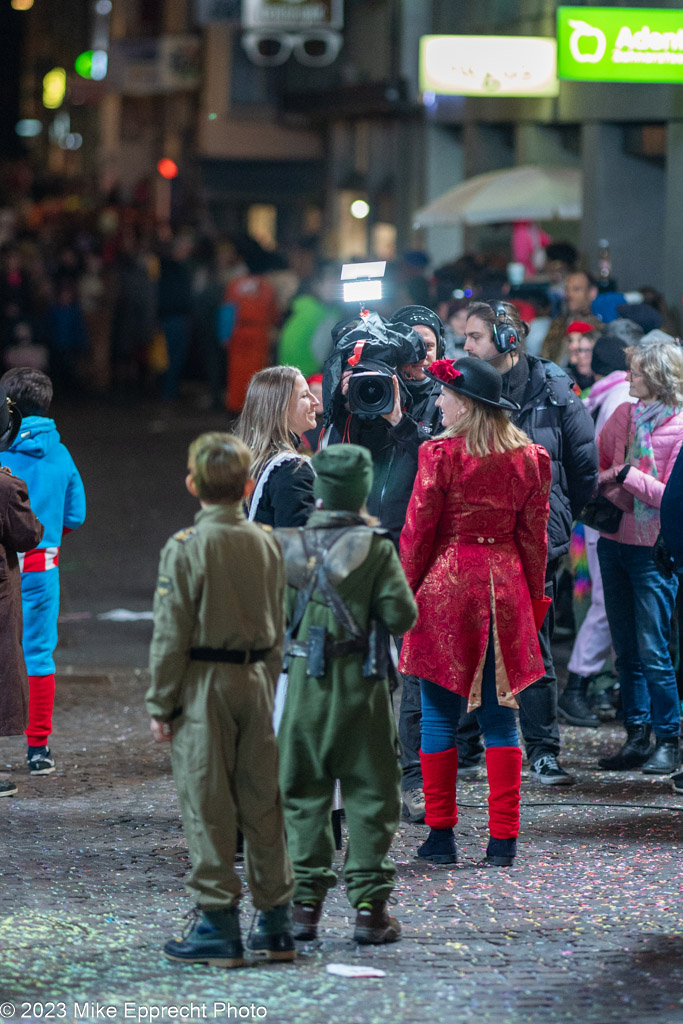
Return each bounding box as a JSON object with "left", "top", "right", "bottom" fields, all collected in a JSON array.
[{"left": 235, "top": 365, "right": 319, "bottom": 527}]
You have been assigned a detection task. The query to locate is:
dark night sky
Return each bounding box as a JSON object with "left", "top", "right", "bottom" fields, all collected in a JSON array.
[{"left": 0, "top": 6, "right": 25, "bottom": 160}]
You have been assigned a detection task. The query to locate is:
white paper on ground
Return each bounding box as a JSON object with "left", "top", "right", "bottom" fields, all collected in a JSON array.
[{"left": 326, "top": 964, "right": 386, "bottom": 978}]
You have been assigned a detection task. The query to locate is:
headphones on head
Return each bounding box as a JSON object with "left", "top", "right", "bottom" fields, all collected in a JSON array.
[{"left": 488, "top": 302, "right": 520, "bottom": 354}]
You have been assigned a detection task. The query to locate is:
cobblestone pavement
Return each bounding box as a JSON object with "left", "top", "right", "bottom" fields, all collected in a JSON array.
[{"left": 1, "top": 671, "right": 681, "bottom": 1024}]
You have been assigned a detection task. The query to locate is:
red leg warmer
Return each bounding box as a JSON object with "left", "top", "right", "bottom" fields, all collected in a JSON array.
[
  {"left": 420, "top": 747, "right": 458, "bottom": 829},
  {"left": 25, "top": 674, "right": 56, "bottom": 747},
  {"left": 486, "top": 746, "right": 522, "bottom": 839}
]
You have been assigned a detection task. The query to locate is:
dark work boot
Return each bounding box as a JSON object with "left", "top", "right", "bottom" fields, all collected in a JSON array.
[
  {"left": 598, "top": 724, "right": 652, "bottom": 770},
  {"left": 558, "top": 673, "right": 600, "bottom": 728},
  {"left": 416, "top": 827, "right": 457, "bottom": 864},
  {"left": 246, "top": 904, "right": 296, "bottom": 960},
  {"left": 641, "top": 738, "right": 681, "bottom": 776},
  {"left": 164, "top": 906, "right": 244, "bottom": 968},
  {"left": 353, "top": 901, "right": 401, "bottom": 945},
  {"left": 291, "top": 900, "right": 324, "bottom": 941}
]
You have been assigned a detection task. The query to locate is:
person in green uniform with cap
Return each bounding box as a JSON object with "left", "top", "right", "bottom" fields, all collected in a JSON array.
[
  {"left": 273, "top": 443, "right": 418, "bottom": 945},
  {"left": 146, "top": 431, "right": 295, "bottom": 969}
]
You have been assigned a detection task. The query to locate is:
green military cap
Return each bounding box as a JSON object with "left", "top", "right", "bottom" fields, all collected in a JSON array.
[{"left": 312, "top": 443, "right": 373, "bottom": 512}]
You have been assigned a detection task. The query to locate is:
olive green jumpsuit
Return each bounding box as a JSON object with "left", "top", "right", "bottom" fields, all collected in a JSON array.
[
  {"left": 276, "top": 509, "right": 417, "bottom": 907},
  {"left": 146, "top": 503, "right": 294, "bottom": 911}
]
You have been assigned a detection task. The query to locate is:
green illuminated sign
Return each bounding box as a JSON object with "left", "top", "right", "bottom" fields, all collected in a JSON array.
[{"left": 558, "top": 6, "right": 683, "bottom": 83}]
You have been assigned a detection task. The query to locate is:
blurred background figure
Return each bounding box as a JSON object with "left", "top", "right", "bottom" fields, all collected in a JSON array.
[
  {"left": 566, "top": 322, "right": 602, "bottom": 393},
  {"left": 277, "top": 261, "right": 343, "bottom": 378},
  {"left": 222, "top": 239, "right": 280, "bottom": 414},
  {"left": 157, "top": 231, "right": 194, "bottom": 402}
]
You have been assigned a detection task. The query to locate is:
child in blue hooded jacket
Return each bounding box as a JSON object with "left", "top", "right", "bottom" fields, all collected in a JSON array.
[{"left": 0, "top": 368, "right": 86, "bottom": 775}]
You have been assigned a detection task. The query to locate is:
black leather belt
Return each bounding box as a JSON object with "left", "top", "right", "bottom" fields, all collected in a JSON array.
[{"left": 189, "top": 647, "right": 270, "bottom": 665}]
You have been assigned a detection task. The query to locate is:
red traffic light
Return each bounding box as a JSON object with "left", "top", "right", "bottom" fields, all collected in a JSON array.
[{"left": 157, "top": 158, "right": 178, "bottom": 180}]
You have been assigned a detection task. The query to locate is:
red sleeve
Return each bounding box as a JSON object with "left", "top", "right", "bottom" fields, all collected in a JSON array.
[
  {"left": 513, "top": 446, "right": 551, "bottom": 601},
  {"left": 399, "top": 441, "right": 450, "bottom": 592}
]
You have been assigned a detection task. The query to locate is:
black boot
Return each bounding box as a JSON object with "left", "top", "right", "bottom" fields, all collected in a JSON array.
[
  {"left": 558, "top": 673, "right": 600, "bottom": 728},
  {"left": 598, "top": 724, "right": 652, "bottom": 770},
  {"left": 245, "top": 904, "right": 296, "bottom": 960},
  {"left": 164, "top": 907, "right": 244, "bottom": 967},
  {"left": 641, "top": 738, "right": 681, "bottom": 775},
  {"left": 478, "top": 836, "right": 517, "bottom": 867},
  {"left": 416, "top": 827, "right": 457, "bottom": 864}
]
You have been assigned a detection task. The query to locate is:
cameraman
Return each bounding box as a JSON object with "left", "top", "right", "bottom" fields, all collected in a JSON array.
[
  {"left": 389, "top": 305, "right": 445, "bottom": 439},
  {"left": 320, "top": 311, "right": 441, "bottom": 545}
]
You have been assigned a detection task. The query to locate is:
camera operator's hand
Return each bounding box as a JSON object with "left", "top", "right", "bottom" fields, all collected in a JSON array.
[
  {"left": 341, "top": 370, "right": 352, "bottom": 396},
  {"left": 381, "top": 375, "right": 403, "bottom": 427}
]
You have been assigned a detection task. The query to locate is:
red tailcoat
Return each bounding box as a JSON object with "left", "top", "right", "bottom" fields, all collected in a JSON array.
[{"left": 398, "top": 436, "right": 551, "bottom": 710}]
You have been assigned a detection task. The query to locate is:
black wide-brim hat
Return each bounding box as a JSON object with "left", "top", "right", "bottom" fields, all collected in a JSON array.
[
  {"left": 0, "top": 390, "right": 22, "bottom": 452},
  {"left": 425, "top": 357, "right": 520, "bottom": 412}
]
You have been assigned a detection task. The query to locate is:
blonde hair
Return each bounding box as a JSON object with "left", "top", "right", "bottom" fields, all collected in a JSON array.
[
  {"left": 441, "top": 394, "right": 530, "bottom": 458},
  {"left": 187, "top": 432, "right": 251, "bottom": 503},
  {"left": 626, "top": 340, "right": 683, "bottom": 407},
  {"left": 235, "top": 365, "right": 306, "bottom": 481}
]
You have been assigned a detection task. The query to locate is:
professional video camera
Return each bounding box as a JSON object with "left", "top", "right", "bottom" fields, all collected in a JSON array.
[
  {"left": 322, "top": 261, "right": 427, "bottom": 420},
  {"left": 336, "top": 310, "right": 427, "bottom": 416}
]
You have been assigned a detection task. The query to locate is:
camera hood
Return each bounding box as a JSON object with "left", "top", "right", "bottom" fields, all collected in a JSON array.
[{"left": 322, "top": 310, "right": 426, "bottom": 422}]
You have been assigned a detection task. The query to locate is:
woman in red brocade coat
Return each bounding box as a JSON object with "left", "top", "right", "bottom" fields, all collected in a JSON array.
[{"left": 399, "top": 358, "right": 551, "bottom": 867}]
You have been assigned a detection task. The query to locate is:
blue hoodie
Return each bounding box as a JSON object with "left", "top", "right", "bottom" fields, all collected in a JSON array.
[{"left": 0, "top": 416, "right": 86, "bottom": 550}]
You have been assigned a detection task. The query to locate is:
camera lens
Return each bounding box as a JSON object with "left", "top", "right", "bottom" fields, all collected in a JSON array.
[
  {"left": 347, "top": 370, "right": 395, "bottom": 416},
  {"left": 358, "top": 379, "right": 384, "bottom": 407}
]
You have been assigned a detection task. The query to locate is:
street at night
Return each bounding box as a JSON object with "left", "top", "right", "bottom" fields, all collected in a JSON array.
[
  {"left": 1, "top": 1, "right": 683, "bottom": 1022},
  {"left": 1, "top": 398, "right": 681, "bottom": 1024}
]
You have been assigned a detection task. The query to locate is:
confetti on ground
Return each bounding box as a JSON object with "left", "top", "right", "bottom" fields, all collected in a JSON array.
[{"left": 0, "top": 671, "right": 681, "bottom": 1024}]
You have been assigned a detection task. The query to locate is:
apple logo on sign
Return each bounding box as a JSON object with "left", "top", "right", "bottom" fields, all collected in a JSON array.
[{"left": 568, "top": 19, "right": 607, "bottom": 63}]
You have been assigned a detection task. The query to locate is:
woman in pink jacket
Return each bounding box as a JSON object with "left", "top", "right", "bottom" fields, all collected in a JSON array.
[{"left": 596, "top": 339, "right": 683, "bottom": 775}]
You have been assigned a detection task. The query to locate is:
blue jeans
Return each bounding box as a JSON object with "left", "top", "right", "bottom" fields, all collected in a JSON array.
[
  {"left": 598, "top": 538, "right": 680, "bottom": 738},
  {"left": 455, "top": 567, "right": 560, "bottom": 765},
  {"left": 420, "top": 635, "right": 519, "bottom": 753}
]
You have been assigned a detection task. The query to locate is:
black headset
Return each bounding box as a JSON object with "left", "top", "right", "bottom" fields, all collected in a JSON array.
[{"left": 488, "top": 302, "right": 520, "bottom": 354}]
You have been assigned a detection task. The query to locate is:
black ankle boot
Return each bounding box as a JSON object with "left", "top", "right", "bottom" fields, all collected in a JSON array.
[
  {"left": 164, "top": 907, "right": 244, "bottom": 967},
  {"left": 598, "top": 724, "right": 652, "bottom": 770},
  {"left": 417, "top": 828, "right": 457, "bottom": 864},
  {"left": 479, "top": 836, "right": 517, "bottom": 867},
  {"left": 245, "top": 904, "right": 296, "bottom": 960},
  {"left": 641, "top": 738, "right": 681, "bottom": 775},
  {"left": 558, "top": 673, "right": 600, "bottom": 728}
]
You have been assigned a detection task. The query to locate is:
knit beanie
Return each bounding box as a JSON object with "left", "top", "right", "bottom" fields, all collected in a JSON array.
[
  {"left": 591, "top": 336, "right": 628, "bottom": 376},
  {"left": 312, "top": 444, "right": 373, "bottom": 512}
]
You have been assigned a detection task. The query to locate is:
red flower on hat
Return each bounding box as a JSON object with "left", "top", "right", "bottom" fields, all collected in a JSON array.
[{"left": 429, "top": 359, "right": 463, "bottom": 383}]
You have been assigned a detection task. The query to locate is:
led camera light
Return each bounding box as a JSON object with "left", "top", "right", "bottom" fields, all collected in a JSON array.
[{"left": 340, "top": 261, "right": 386, "bottom": 305}]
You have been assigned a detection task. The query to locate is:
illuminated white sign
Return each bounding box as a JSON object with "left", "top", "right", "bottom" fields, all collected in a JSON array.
[{"left": 420, "top": 36, "right": 560, "bottom": 98}]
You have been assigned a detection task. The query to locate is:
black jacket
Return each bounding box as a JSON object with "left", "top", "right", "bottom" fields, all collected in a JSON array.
[
  {"left": 508, "top": 355, "right": 597, "bottom": 564},
  {"left": 251, "top": 458, "right": 315, "bottom": 528},
  {"left": 661, "top": 446, "right": 683, "bottom": 568},
  {"left": 406, "top": 377, "right": 442, "bottom": 438},
  {"left": 323, "top": 408, "right": 430, "bottom": 546}
]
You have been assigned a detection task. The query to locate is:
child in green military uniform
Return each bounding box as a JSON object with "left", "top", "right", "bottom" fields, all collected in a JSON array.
[
  {"left": 146, "top": 432, "right": 295, "bottom": 968},
  {"left": 273, "top": 444, "right": 417, "bottom": 945}
]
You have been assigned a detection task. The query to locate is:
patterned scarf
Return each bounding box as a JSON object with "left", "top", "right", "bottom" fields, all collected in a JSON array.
[{"left": 629, "top": 401, "right": 678, "bottom": 537}]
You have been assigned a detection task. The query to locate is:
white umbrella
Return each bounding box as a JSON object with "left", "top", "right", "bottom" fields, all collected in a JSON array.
[{"left": 413, "top": 164, "right": 582, "bottom": 228}]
